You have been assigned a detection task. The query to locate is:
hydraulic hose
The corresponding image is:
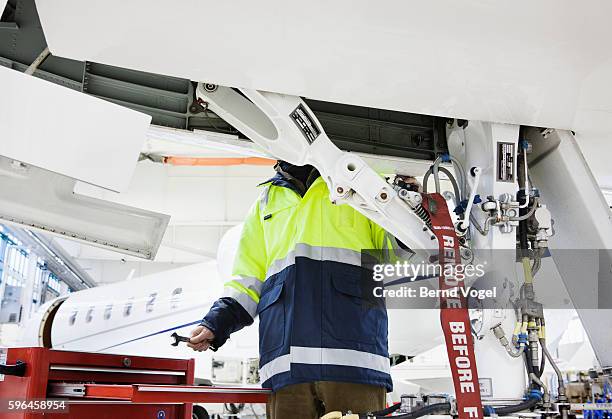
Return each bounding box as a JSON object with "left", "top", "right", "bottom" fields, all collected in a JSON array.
[
  {"left": 518, "top": 145, "right": 530, "bottom": 209},
  {"left": 523, "top": 346, "right": 534, "bottom": 376},
  {"left": 541, "top": 338, "right": 567, "bottom": 400},
  {"left": 516, "top": 140, "right": 532, "bottom": 262},
  {"left": 538, "top": 320, "right": 546, "bottom": 376},
  {"left": 450, "top": 155, "right": 467, "bottom": 198},
  {"left": 489, "top": 397, "right": 539, "bottom": 416},
  {"left": 423, "top": 166, "right": 461, "bottom": 203},
  {"left": 522, "top": 258, "right": 534, "bottom": 285},
  {"left": 529, "top": 373, "right": 549, "bottom": 403},
  {"left": 511, "top": 199, "right": 538, "bottom": 221},
  {"left": 491, "top": 323, "right": 525, "bottom": 358},
  {"left": 531, "top": 247, "right": 545, "bottom": 276},
  {"left": 366, "top": 403, "right": 401, "bottom": 417},
  {"left": 538, "top": 343, "right": 546, "bottom": 377},
  {"left": 432, "top": 157, "right": 443, "bottom": 194},
  {"left": 361, "top": 402, "right": 451, "bottom": 419},
  {"left": 470, "top": 213, "right": 486, "bottom": 235}
]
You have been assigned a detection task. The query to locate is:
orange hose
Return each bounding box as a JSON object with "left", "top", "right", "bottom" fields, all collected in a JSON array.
[{"left": 163, "top": 156, "right": 276, "bottom": 166}]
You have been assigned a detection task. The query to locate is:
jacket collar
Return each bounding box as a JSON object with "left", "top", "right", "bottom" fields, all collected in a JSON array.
[{"left": 258, "top": 171, "right": 322, "bottom": 197}]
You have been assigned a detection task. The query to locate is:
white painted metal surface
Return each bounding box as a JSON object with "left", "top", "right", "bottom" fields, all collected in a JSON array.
[
  {"left": 0, "top": 65, "right": 150, "bottom": 192},
  {"left": 575, "top": 128, "right": 612, "bottom": 191},
  {"left": 0, "top": 155, "right": 169, "bottom": 259},
  {"left": 145, "top": 126, "right": 266, "bottom": 159},
  {"left": 198, "top": 85, "right": 436, "bottom": 256},
  {"left": 450, "top": 122, "right": 527, "bottom": 399},
  {"left": 36, "top": 0, "right": 612, "bottom": 133},
  {"left": 527, "top": 128, "right": 612, "bottom": 369}
]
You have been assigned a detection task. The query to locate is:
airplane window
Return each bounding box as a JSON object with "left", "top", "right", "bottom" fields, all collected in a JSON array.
[
  {"left": 85, "top": 306, "right": 94, "bottom": 323},
  {"left": 104, "top": 304, "right": 113, "bottom": 320},
  {"left": 124, "top": 297, "right": 134, "bottom": 317},
  {"left": 146, "top": 293, "right": 157, "bottom": 313},
  {"left": 69, "top": 310, "right": 77, "bottom": 326},
  {"left": 170, "top": 288, "right": 183, "bottom": 310}
]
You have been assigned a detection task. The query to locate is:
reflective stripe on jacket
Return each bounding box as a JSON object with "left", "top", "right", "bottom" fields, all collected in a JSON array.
[{"left": 204, "top": 174, "right": 394, "bottom": 392}]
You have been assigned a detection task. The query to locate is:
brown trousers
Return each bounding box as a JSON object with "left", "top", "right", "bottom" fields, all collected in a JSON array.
[{"left": 266, "top": 381, "right": 386, "bottom": 419}]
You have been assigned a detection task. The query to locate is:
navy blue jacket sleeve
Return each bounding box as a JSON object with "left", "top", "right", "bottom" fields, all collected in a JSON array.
[{"left": 199, "top": 297, "right": 254, "bottom": 348}]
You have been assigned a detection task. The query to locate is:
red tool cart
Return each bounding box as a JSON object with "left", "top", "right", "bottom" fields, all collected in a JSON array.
[{"left": 0, "top": 347, "right": 270, "bottom": 419}]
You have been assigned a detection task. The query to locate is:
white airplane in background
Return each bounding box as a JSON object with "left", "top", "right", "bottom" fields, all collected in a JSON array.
[
  {"left": 19, "top": 261, "right": 258, "bottom": 377},
  {"left": 18, "top": 226, "right": 259, "bottom": 380},
  {"left": 18, "top": 259, "right": 266, "bottom": 419}
]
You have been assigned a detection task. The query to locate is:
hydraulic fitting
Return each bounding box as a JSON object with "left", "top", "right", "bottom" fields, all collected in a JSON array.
[{"left": 491, "top": 323, "right": 524, "bottom": 357}]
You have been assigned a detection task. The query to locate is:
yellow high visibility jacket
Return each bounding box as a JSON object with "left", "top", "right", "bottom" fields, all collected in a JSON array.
[{"left": 201, "top": 173, "right": 395, "bottom": 392}]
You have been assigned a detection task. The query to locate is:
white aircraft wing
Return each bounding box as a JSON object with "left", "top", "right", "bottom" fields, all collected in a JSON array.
[{"left": 35, "top": 0, "right": 612, "bottom": 132}]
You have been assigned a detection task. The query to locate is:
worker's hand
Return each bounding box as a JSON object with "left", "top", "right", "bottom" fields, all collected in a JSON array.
[
  {"left": 396, "top": 175, "right": 422, "bottom": 193},
  {"left": 187, "top": 325, "right": 215, "bottom": 352}
]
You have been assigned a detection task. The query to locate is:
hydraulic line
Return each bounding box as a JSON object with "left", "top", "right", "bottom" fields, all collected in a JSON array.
[
  {"left": 517, "top": 139, "right": 530, "bottom": 249},
  {"left": 481, "top": 216, "right": 497, "bottom": 235},
  {"left": 531, "top": 247, "right": 545, "bottom": 276},
  {"left": 529, "top": 372, "right": 549, "bottom": 404},
  {"left": 424, "top": 155, "right": 466, "bottom": 199},
  {"left": 532, "top": 258, "right": 541, "bottom": 277},
  {"left": 440, "top": 167, "right": 461, "bottom": 204},
  {"left": 520, "top": 314, "right": 538, "bottom": 385},
  {"left": 502, "top": 337, "right": 525, "bottom": 358},
  {"left": 523, "top": 346, "right": 535, "bottom": 377},
  {"left": 423, "top": 162, "right": 478, "bottom": 235},
  {"left": 361, "top": 402, "right": 451, "bottom": 419},
  {"left": 529, "top": 319, "right": 540, "bottom": 379},
  {"left": 518, "top": 145, "right": 530, "bottom": 209},
  {"left": 522, "top": 257, "right": 534, "bottom": 285},
  {"left": 518, "top": 215, "right": 529, "bottom": 250},
  {"left": 541, "top": 337, "right": 567, "bottom": 400},
  {"left": 448, "top": 154, "right": 468, "bottom": 198},
  {"left": 483, "top": 368, "right": 543, "bottom": 416},
  {"left": 432, "top": 155, "right": 464, "bottom": 197},
  {"left": 423, "top": 166, "right": 461, "bottom": 203},
  {"left": 366, "top": 403, "right": 401, "bottom": 417},
  {"left": 510, "top": 198, "right": 538, "bottom": 221},
  {"left": 538, "top": 343, "right": 546, "bottom": 377},
  {"left": 432, "top": 157, "right": 443, "bottom": 194},
  {"left": 490, "top": 397, "right": 539, "bottom": 416},
  {"left": 538, "top": 319, "right": 546, "bottom": 375},
  {"left": 492, "top": 322, "right": 525, "bottom": 358},
  {"left": 470, "top": 213, "right": 485, "bottom": 235}
]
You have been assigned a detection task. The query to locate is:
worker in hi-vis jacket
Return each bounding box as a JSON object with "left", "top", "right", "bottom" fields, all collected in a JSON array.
[{"left": 190, "top": 161, "right": 410, "bottom": 418}]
